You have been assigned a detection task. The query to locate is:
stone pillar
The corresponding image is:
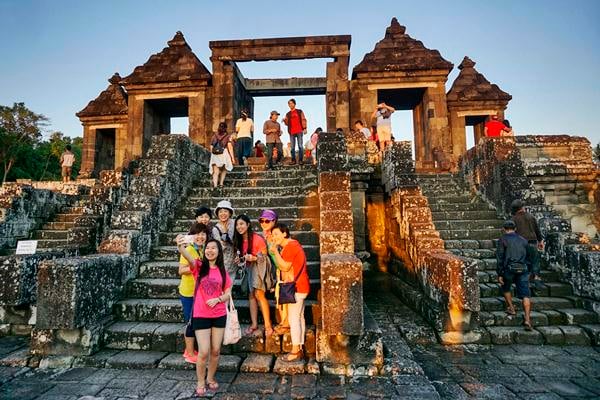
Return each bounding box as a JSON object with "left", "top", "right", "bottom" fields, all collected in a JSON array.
[
  {"left": 115, "top": 124, "right": 129, "bottom": 170},
  {"left": 413, "top": 101, "right": 425, "bottom": 163},
  {"left": 474, "top": 123, "right": 485, "bottom": 143},
  {"left": 211, "top": 60, "right": 234, "bottom": 133},
  {"left": 449, "top": 109, "right": 466, "bottom": 157},
  {"left": 424, "top": 83, "right": 451, "bottom": 159},
  {"left": 79, "top": 126, "right": 96, "bottom": 178},
  {"left": 351, "top": 181, "right": 368, "bottom": 252},
  {"left": 325, "top": 62, "right": 337, "bottom": 132},
  {"left": 127, "top": 95, "right": 145, "bottom": 162},
  {"left": 189, "top": 91, "right": 207, "bottom": 146},
  {"left": 318, "top": 171, "right": 363, "bottom": 336},
  {"left": 334, "top": 56, "right": 350, "bottom": 132}
]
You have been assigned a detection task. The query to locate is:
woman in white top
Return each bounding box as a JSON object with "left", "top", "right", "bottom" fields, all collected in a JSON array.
[
  {"left": 235, "top": 109, "right": 254, "bottom": 166},
  {"left": 209, "top": 122, "right": 234, "bottom": 188}
]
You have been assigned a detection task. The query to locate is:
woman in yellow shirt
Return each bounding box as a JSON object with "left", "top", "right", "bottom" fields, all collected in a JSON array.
[{"left": 179, "top": 222, "right": 210, "bottom": 363}]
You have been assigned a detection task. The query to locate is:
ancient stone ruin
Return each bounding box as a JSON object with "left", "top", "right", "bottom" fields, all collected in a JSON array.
[{"left": 1, "top": 18, "right": 599, "bottom": 376}]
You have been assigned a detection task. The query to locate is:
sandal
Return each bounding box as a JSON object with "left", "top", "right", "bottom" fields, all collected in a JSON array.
[
  {"left": 207, "top": 381, "right": 219, "bottom": 391},
  {"left": 265, "top": 326, "right": 274, "bottom": 337},
  {"left": 523, "top": 321, "right": 533, "bottom": 331},
  {"left": 194, "top": 386, "right": 207, "bottom": 397},
  {"left": 244, "top": 326, "right": 258, "bottom": 335},
  {"left": 505, "top": 308, "right": 516, "bottom": 316},
  {"left": 273, "top": 325, "right": 290, "bottom": 335},
  {"left": 285, "top": 350, "right": 304, "bottom": 362}
]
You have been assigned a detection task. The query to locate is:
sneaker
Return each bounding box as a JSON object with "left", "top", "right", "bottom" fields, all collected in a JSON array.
[
  {"left": 183, "top": 350, "right": 197, "bottom": 364},
  {"left": 290, "top": 160, "right": 297, "bottom": 165}
]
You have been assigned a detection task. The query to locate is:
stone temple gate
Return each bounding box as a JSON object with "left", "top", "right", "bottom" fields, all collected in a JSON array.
[{"left": 77, "top": 18, "right": 513, "bottom": 177}]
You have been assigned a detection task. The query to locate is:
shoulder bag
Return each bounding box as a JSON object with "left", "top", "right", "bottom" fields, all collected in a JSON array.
[
  {"left": 276, "top": 261, "right": 305, "bottom": 305},
  {"left": 223, "top": 297, "right": 241, "bottom": 345}
]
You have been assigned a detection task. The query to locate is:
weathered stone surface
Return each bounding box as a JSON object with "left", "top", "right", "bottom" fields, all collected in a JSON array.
[
  {"left": 104, "top": 350, "right": 167, "bottom": 369},
  {"left": 239, "top": 353, "right": 274, "bottom": 373},
  {"left": 273, "top": 355, "right": 306, "bottom": 375},
  {"left": 320, "top": 254, "right": 363, "bottom": 335},
  {"left": 319, "top": 231, "right": 354, "bottom": 254}
]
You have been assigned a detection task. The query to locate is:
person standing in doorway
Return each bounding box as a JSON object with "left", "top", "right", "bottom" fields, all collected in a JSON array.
[
  {"left": 60, "top": 144, "right": 75, "bottom": 183},
  {"left": 263, "top": 111, "right": 283, "bottom": 169},
  {"left": 484, "top": 113, "right": 512, "bottom": 137},
  {"left": 283, "top": 99, "right": 307, "bottom": 165},
  {"left": 235, "top": 109, "right": 254, "bottom": 166},
  {"left": 371, "top": 103, "right": 395, "bottom": 151}
]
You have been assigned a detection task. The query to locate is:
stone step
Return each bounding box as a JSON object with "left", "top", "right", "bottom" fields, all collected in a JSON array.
[
  {"left": 189, "top": 186, "right": 316, "bottom": 198},
  {"left": 197, "top": 169, "right": 318, "bottom": 180},
  {"left": 551, "top": 204, "right": 596, "bottom": 214},
  {"left": 477, "top": 269, "right": 561, "bottom": 284},
  {"left": 32, "top": 229, "right": 69, "bottom": 240},
  {"left": 54, "top": 213, "right": 81, "bottom": 223},
  {"left": 429, "top": 202, "right": 494, "bottom": 212},
  {"left": 530, "top": 174, "right": 597, "bottom": 184},
  {"left": 534, "top": 181, "right": 590, "bottom": 193},
  {"left": 173, "top": 206, "right": 319, "bottom": 221},
  {"left": 422, "top": 190, "right": 468, "bottom": 198},
  {"left": 42, "top": 221, "right": 75, "bottom": 230},
  {"left": 544, "top": 193, "right": 589, "bottom": 205},
  {"left": 151, "top": 244, "right": 321, "bottom": 262},
  {"left": 486, "top": 325, "right": 592, "bottom": 345},
  {"left": 61, "top": 206, "right": 85, "bottom": 214},
  {"left": 211, "top": 176, "right": 309, "bottom": 188},
  {"left": 103, "top": 322, "right": 317, "bottom": 356},
  {"left": 114, "top": 298, "right": 320, "bottom": 325},
  {"left": 433, "top": 219, "right": 504, "bottom": 231},
  {"left": 431, "top": 210, "right": 499, "bottom": 221},
  {"left": 428, "top": 195, "right": 474, "bottom": 204},
  {"left": 126, "top": 278, "right": 321, "bottom": 300},
  {"left": 183, "top": 195, "right": 313, "bottom": 208},
  {"left": 479, "top": 281, "right": 574, "bottom": 298},
  {"left": 480, "top": 296, "right": 575, "bottom": 312},
  {"left": 438, "top": 228, "right": 502, "bottom": 241},
  {"left": 35, "top": 239, "right": 70, "bottom": 248},
  {"left": 139, "top": 260, "right": 322, "bottom": 280},
  {"left": 444, "top": 239, "right": 498, "bottom": 251}
]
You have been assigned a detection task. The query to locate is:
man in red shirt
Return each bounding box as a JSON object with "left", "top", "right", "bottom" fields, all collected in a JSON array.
[
  {"left": 484, "top": 113, "right": 512, "bottom": 137},
  {"left": 283, "top": 99, "right": 307, "bottom": 165}
]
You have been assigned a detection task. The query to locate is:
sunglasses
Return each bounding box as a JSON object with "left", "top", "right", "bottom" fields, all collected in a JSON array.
[{"left": 258, "top": 219, "right": 272, "bottom": 224}]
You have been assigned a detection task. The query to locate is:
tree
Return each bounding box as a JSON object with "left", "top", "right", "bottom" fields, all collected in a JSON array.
[
  {"left": 0, "top": 103, "right": 48, "bottom": 183},
  {"left": 594, "top": 143, "right": 600, "bottom": 164}
]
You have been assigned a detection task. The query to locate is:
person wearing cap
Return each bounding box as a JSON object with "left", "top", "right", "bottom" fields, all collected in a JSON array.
[
  {"left": 484, "top": 113, "right": 512, "bottom": 137},
  {"left": 282, "top": 98, "right": 308, "bottom": 165},
  {"left": 497, "top": 220, "right": 534, "bottom": 331},
  {"left": 263, "top": 110, "right": 283, "bottom": 169},
  {"left": 258, "top": 209, "right": 289, "bottom": 333},
  {"left": 212, "top": 200, "right": 236, "bottom": 278},
  {"left": 511, "top": 199, "right": 544, "bottom": 289},
  {"left": 235, "top": 109, "right": 254, "bottom": 166},
  {"left": 194, "top": 206, "right": 214, "bottom": 239}
]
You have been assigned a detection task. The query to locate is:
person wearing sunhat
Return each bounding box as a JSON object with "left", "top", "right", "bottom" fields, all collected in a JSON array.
[
  {"left": 263, "top": 110, "right": 283, "bottom": 169},
  {"left": 212, "top": 200, "right": 236, "bottom": 277}
]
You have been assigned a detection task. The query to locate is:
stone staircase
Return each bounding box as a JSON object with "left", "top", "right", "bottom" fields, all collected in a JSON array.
[
  {"left": 102, "top": 165, "right": 321, "bottom": 368},
  {"left": 417, "top": 173, "right": 600, "bottom": 345}
]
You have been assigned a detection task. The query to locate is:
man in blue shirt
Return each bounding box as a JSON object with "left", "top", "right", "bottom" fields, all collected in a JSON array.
[{"left": 497, "top": 220, "right": 533, "bottom": 330}]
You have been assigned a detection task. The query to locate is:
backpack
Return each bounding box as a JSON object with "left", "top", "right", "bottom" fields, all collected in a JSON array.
[{"left": 212, "top": 141, "right": 225, "bottom": 155}]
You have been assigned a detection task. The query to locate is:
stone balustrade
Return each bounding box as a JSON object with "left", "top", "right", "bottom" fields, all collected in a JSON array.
[{"left": 381, "top": 141, "right": 481, "bottom": 343}]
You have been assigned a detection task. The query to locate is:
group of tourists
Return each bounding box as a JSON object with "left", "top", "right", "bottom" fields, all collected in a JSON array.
[
  {"left": 175, "top": 201, "right": 309, "bottom": 397},
  {"left": 496, "top": 199, "right": 544, "bottom": 331}
]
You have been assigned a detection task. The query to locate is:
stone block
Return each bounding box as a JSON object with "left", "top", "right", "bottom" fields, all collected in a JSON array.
[
  {"left": 157, "top": 352, "right": 193, "bottom": 370},
  {"left": 230, "top": 325, "right": 265, "bottom": 353},
  {"left": 320, "top": 254, "right": 363, "bottom": 335},
  {"left": 104, "top": 350, "right": 167, "bottom": 369},
  {"left": 319, "top": 172, "right": 350, "bottom": 192},
  {"left": 487, "top": 327, "right": 515, "bottom": 344},
  {"left": 319, "top": 232, "right": 354, "bottom": 254},
  {"left": 273, "top": 355, "right": 305, "bottom": 375},
  {"left": 537, "top": 326, "right": 565, "bottom": 345},
  {"left": 320, "top": 210, "right": 353, "bottom": 232},
  {"left": 218, "top": 354, "right": 243, "bottom": 372},
  {"left": 514, "top": 328, "right": 543, "bottom": 345},
  {"left": 319, "top": 192, "right": 351, "bottom": 212},
  {"left": 264, "top": 331, "right": 281, "bottom": 354},
  {"left": 560, "top": 325, "right": 591, "bottom": 345},
  {"left": 240, "top": 353, "right": 273, "bottom": 373}
]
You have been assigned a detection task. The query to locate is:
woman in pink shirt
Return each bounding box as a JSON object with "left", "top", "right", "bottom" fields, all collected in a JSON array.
[{"left": 177, "top": 237, "right": 232, "bottom": 397}]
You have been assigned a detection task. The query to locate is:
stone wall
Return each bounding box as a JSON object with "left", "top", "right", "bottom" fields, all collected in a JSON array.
[
  {"left": 0, "top": 185, "right": 74, "bottom": 250},
  {"left": 31, "top": 134, "right": 210, "bottom": 356},
  {"left": 460, "top": 136, "right": 600, "bottom": 304},
  {"left": 381, "top": 141, "right": 481, "bottom": 343}
]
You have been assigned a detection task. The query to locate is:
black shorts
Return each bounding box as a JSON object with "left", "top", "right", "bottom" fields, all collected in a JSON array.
[{"left": 192, "top": 315, "right": 227, "bottom": 330}]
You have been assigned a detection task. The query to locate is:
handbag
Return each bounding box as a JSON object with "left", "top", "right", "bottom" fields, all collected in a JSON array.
[
  {"left": 276, "top": 261, "right": 305, "bottom": 305},
  {"left": 223, "top": 297, "right": 241, "bottom": 345}
]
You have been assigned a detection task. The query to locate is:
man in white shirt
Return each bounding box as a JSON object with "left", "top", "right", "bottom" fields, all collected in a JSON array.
[
  {"left": 235, "top": 109, "right": 254, "bottom": 165},
  {"left": 371, "top": 103, "right": 395, "bottom": 151}
]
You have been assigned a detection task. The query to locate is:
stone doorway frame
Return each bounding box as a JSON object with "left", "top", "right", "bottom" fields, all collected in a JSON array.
[{"left": 208, "top": 35, "right": 352, "bottom": 138}]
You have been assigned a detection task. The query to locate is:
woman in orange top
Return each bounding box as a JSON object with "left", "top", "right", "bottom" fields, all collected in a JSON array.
[{"left": 267, "top": 223, "right": 310, "bottom": 361}]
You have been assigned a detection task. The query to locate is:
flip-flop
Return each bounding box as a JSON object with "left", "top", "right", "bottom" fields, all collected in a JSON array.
[
  {"left": 265, "top": 326, "right": 274, "bottom": 337},
  {"left": 207, "top": 381, "right": 219, "bottom": 390},
  {"left": 505, "top": 308, "right": 516, "bottom": 316},
  {"left": 523, "top": 321, "right": 533, "bottom": 331},
  {"left": 244, "top": 326, "right": 258, "bottom": 335},
  {"left": 194, "top": 386, "right": 207, "bottom": 397}
]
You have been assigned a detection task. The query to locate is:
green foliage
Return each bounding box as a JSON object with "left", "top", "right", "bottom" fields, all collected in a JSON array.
[{"left": 0, "top": 103, "right": 81, "bottom": 182}]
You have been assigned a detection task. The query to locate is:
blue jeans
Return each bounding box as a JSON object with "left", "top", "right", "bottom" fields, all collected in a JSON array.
[
  {"left": 236, "top": 137, "right": 252, "bottom": 165},
  {"left": 290, "top": 133, "right": 303, "bottom": 161}
]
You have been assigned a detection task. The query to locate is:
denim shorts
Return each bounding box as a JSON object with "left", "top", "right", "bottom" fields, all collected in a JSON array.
[
  {"left": 501, "top": 271, "right": 531, "bottom": 298},
  {"left": 180, "top": 296, "right": 195, "bottom": 338}
]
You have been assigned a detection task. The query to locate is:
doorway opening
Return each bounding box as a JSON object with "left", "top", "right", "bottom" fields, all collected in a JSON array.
[{"left": 94, "top": 128, "right": 115, "bottom": 176}]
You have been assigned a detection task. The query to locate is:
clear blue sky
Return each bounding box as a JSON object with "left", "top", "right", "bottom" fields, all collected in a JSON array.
[{"left": 1, "top": 0, "right": 599, "bottom": 148}]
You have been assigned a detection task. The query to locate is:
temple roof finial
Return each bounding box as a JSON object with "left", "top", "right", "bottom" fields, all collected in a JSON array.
[
  {"left": 108, "top": 72, "right": 122, "bottom": 85},
  {"left": 168, "top": 31, "right": 186, "bottom": 47},
  {"left": 386, "top": 17, "right": 406, "bottom": 37},
  {"left": 458, "top": 56, "right": 476, "bottom": 70}
]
